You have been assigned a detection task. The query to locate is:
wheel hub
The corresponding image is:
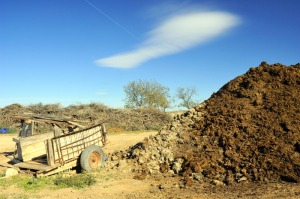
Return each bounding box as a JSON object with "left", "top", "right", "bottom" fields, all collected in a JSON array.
[{"left": 88, "top": 151, "right": 101, "bottom": 169}]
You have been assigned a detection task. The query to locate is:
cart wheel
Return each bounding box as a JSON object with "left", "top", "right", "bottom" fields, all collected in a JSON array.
[{"left": 80, "top": 145, "right": 105, "bottom": 171}]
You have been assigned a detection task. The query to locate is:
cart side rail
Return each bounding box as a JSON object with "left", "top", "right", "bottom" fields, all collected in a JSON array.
[{"left": 47, "top": 123, "right": 107, "bottom": 166}]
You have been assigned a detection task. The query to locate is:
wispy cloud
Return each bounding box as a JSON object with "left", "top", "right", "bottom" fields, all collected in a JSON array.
[
  {"left": 96, "top": 10, "right": 240, "bottom": 69},
  {"left": 95, "top": 91, "right": 107, "bottom": 96}
]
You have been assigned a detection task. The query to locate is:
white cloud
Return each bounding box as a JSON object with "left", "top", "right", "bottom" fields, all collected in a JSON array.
[
  {"left": 96, "top": 10, "right": 240, "bottom": 69},
  {"left": 95, "top": 91, "right": 107, "bottom": 96}
]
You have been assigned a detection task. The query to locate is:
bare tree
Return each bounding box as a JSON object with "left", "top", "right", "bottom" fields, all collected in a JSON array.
[
  {"left": 176, "top": 87, "right": 199, "bottom": 109},
  {"left": 124, "top": 80, "right": 171, "bottom": 111}
]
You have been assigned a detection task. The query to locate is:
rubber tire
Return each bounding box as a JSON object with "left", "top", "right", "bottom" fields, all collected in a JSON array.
[{"left": 80, "top": 145, "right": 105, "bottom": 171}]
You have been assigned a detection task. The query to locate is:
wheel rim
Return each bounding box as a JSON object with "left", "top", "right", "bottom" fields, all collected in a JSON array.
[{"left": 88, "top": 151, "right": 102, "bottom": 169}]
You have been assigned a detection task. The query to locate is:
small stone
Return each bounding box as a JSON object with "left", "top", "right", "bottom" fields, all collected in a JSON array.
[
  {"left": 172, "top": 158, "right": 184, "bottom": 174},
  {"left": 235, "top": 173, "right": 243, "bottom": 181},
  {"left": 172, "top": 183, "right": 179, "bottom": 188},
  {"left": 133, "top": 170, "right": 147, "bottom": 180},
  {"left": 168, "top": 170, "right": 175, "bottom": 175},
  {"left": 238, "top": 176, "right": 248, "bottom": 183},
  {"left": 5, "top": 168, "right": 19, "bottom": 177},
  {"left": 192, "top": 173, "right": 203, "bottom": 182},
  {"left": 241, "top": 168, "right": 247, "bottom": 174},
  {"left": 138, "top": 156, "right": 146, "bottom": 164},
  {"left": 211, "top": 180, "right": 225, "bottom": 186},
  {"left": 158, "top": 184, "right": 165, "bottom": 190},
  {"left": 117, "top": 160, "right": 127, "bottom": 168},
  {"left": 172, "top": 162, "right": 182, "bottom": 174},
  {"left": 111, "top": 155, "right": 119, "bottom": 161}
]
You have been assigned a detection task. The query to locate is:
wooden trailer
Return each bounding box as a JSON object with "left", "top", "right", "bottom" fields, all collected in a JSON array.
[{"left": 10, "top": 114, "right": 107, "bottom": 177}]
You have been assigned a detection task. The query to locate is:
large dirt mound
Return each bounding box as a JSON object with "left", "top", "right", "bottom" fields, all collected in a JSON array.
[{"left": 125, "top": 62, "right": 300, "bottom": 185}]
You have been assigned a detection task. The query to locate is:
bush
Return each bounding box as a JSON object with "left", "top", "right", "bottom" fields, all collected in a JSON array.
[
  {"left": 54, "top": 173, "right": 96, "bottom": 189},
  {"left": 0, "top": 102, "right": 171, "bottom": 133},
  {"left": 0, "top": 175, "right": 50, "bottom": 191}
]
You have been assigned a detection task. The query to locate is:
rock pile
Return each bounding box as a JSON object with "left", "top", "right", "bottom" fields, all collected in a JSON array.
[{"left": 120, "top": 62, "right": 300, "bottom": 185}]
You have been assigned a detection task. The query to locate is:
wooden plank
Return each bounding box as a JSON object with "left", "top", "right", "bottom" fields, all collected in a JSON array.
[
  {"left": 12, "top": 116, "right": 72, "bottom": 127},
  {"left": 31, "top": 114, "right": 72, "bottom": 122},
  {"left": 47, "top": 139, "right": 55, "bottom": 166},
  {"left": 17, "top": 132, "right": 54, "bottom": 147},
  {"left": 21, "top": 141, "right": 47, "bottom": 162},
  {"left": 14, "top": 162, "right": 54, "bottom": 171},
  {"left": 13, "top": 138, "right": 20, "bottom": 143},
  {"left": 12, "top": 114, "right": 72, "bottom": 122},
  {"left": 53, "top": 124, "right": 62, "bottom": 137},
  {"left": 10, "top": 158, "right": 21, "bottom": 164},
  {"left": 36, "top": 160, "right": 77, "bottom": 177},
  {"left": 15, "top": 143, "right": 23, "bottom": 161},
  {"left": 26, "top": 121, "right": 34, "bottom": 136},
  {"left": 15, "top": 132, "right": 53, "bottom": 161},
  {"left": 0, "top": 161, "right": 14, "bottom": 168},
  {"left": 12, "top": 114, "right": 83, "bottom": 128},
  {"left": 20, "top": 121, "right": 27, "bottom": 137},
  {"left": 67, "top": 121, "right": 85, "bottom": 128}
]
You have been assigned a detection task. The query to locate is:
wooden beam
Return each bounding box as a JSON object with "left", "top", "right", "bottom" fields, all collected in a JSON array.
[
  {"left": 13, "top": 162, "right": 54, "bottom": 171},
  {"left": 47, "top": 139, "right": 55, "bottom": 166},
  {"left": 67, "top": 121, "right": 86, "bottom": 128},
  {"left": 16, "top": 132, "right": 54, "bottom": 147},
  {"left": 12, "top": 116, "right": 72, "bottom": 127},
  {"left": 53, "top": 124, "right": 63, "bottom": 137},
  {"left": 0, "top": 161, "right": 14, "bottom": 168},
  {"left": 36, "top": 160, "right": 77, "bottom": 177},
  {"left": 21, "top": 142, "right": 47, "bottom": 162},
  {"left": 20, "top": 121, "right": 27, "bottom": 137},
  {"left": 26, "top": 121, "right": 34, "bottom": 136}
]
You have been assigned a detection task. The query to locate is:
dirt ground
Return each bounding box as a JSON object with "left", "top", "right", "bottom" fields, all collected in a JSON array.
[{"left": 1, "top": 132, "right": 300, "bottom": 199}]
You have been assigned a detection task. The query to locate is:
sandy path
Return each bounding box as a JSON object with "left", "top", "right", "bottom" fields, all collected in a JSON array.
[
  {"left": 103, "top": 131, "right": 156, "bottom": 154},
  {"left": 0, "top": 134, "right": 16, "bottom": 152}
]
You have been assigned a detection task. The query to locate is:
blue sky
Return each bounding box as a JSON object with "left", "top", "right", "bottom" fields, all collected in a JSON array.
[{"left": 1, "top": 0, "right": 299, "bottom": 109}]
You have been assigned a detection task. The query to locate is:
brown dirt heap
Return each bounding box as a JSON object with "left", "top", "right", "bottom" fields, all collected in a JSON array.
[{"left": 128, "top": 62, "right": 300, "bottom": 184}]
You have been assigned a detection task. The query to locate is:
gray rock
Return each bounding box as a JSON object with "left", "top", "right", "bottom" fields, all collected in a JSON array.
[{"left": 172, "top": 158, "right": 184, "bottom": 174}]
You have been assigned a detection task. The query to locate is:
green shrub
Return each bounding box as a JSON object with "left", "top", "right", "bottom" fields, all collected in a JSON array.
[
  {"left": 17, "top": 176, "right": 50, "bottom": 191},
  {"left": 54, "top": 173, "right": 96, "bottom": 189},
  {"left": 0, "top": 175, "right": 50, "bottom": 191}
]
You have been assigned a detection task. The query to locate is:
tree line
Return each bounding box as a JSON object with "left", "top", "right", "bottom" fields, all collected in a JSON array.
[{"left": 123, "top": 79, "right": 200, "bottom": 111}]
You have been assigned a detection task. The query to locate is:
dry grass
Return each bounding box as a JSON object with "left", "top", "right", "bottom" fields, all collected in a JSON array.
[{"left": 0, "top": 103, "right": 171, "bottom": 133}]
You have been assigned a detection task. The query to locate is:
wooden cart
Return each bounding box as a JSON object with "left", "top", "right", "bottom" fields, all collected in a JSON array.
[{"left": 10, "top": 114, "right": 107, "bottom": 177}]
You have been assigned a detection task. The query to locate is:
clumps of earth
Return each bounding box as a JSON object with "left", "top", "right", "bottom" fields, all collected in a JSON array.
[{"left": 108, "top": 62, "right": 300, "bottom": 186}]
